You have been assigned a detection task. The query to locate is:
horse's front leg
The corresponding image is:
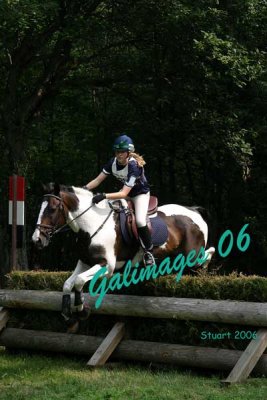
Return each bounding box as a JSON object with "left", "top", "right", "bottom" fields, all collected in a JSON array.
[
  {"left": 61, "top": 260, "right": 87, "bottom": 322},
  {"left": 73, "top": 260, "right": 116, "bottom": 319}
]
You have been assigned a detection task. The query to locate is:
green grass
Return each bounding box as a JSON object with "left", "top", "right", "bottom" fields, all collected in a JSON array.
[{"left": 0, "top": 348, "right": 266, "bottom": 400}]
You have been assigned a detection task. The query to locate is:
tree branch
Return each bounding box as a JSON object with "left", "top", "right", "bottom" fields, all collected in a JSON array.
[{"left": 20, "top": 39, "right": 72, "bottom": 123}]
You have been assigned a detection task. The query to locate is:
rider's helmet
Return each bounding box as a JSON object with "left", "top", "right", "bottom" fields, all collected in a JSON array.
[{"left": 113, "top": 134, "right": 135, "bottom": 152}]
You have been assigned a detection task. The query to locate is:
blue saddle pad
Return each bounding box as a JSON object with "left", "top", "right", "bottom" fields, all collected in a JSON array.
[
  {"left": 120, "top": 212, "right": 168, "bottom": 247},
  {"left": 150, "top": 215, "right": 169, "bottom": 246}
]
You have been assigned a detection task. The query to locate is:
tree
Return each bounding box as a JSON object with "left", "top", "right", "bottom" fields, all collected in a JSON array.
[{"left": 0, "top": 0, "right": 266, "bottom": 275}]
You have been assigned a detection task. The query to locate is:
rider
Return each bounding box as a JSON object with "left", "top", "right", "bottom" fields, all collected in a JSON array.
[{"left": 84, "top": 134, "right": 155, "bottom": 267}]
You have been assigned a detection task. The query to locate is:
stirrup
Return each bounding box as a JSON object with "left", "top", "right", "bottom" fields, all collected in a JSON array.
[{"left": 143, "top": 251, "right": 155, "bottom": 267}]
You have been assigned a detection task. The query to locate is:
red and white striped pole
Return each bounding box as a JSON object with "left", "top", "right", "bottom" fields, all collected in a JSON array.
[{"left": 9, "top": 175, "right": 25, "bottom": 270}]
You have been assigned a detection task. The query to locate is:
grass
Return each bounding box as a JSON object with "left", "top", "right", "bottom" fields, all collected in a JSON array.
[{"left": 0, "top": 348, "right": 266, "bottom": 400}]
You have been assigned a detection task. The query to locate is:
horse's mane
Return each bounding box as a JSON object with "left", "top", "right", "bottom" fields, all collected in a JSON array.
[
  {"left": 42, "top": 182, "right": 80, "bottom": 212},
  {"left": 61, "top": 190, "right": 79, "bottom": 212},
  {"left": 42, "top": 182, "right": 74, "bottom": 194}
]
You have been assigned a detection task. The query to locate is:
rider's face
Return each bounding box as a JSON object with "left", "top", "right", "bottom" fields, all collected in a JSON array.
[{"left": 115, "top": 150, "right": 129, "bottom": 165}]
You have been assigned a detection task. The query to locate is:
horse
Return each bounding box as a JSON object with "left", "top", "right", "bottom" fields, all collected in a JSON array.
[{"left": 32, "top": 183, "right": 215, "bottom": 327}]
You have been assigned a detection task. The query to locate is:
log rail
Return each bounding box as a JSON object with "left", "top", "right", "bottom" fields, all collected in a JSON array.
[{"left": 0, "top": 289, "right": 266, "bottom": 383}]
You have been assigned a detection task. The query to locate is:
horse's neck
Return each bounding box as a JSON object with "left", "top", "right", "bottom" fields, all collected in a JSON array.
[
  {"left": 68, "top": 190, "right": 110, "bottom": 234},
  {"left": 62, "top": 187, "right": 83, "bottom": 232}
]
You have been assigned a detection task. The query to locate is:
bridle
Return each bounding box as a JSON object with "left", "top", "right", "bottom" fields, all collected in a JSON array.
[
  {"left": 36, "top": 193, "right": 113, "bottom": 243},
  {"left": 35, "top": 194, "right": 67, "bottom": 241}
]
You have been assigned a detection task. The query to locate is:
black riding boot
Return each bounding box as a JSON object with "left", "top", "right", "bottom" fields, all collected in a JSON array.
[{"left": 137, "top": 225, "right": 155, "bottom": 267}]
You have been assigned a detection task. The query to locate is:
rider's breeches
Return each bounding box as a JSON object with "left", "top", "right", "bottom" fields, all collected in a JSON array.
[
  {"left": 132, "top": 192, "right": 153, "bottom": 251},
  {"left": 131, "top": 192, "right": 150, "bottom": 227}
]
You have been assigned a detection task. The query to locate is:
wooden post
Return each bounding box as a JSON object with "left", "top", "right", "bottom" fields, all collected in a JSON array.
[
  {"left": 221, "top": 329, "right": 267, "bottom": 385},
  {"left": 87, "top": 322, "right": 125, "bottom": 367},
  {"left": 11, "top": 174, "right": 17, "bottom": 270},
  {"left": 0, "top": 308, "right": 9, "bottom": 332}
]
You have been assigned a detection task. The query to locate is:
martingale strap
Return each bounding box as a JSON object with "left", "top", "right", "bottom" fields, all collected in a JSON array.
[{"left": 90, "top": 209, "right": 113, "bottom": 239}]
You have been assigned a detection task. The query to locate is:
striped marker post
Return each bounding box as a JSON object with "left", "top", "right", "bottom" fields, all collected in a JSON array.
[{"left": 9, "top": 175, "right": 25, "bottom": 270}]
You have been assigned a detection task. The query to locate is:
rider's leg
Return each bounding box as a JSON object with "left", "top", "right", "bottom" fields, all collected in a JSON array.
[
  {"left": 132, "top": 192, "right": 155, "bottom": 266},
  {"left": 137, "top": 225, "right": 153, "bottom": 251}
]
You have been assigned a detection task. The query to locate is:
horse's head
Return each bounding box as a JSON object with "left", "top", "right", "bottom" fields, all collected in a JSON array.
[{"left": 32, "top": 183, "right": 79, "bottom": 249}]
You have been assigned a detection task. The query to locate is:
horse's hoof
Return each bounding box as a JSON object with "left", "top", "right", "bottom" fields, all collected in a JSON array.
[
  {"left": 77, "top": 304, "right": 91, "bottom": 321},
  {"left": 66, "top": 318, "right": 80, "bottom": 334}
]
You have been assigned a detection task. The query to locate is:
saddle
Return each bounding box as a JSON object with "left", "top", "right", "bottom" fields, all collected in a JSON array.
[{"left": 116, "top": 196, "right": 168, "bottom": 247}]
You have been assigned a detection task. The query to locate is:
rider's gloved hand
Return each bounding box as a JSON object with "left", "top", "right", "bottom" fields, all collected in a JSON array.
[{"left": 92, "top": 193, "right": 106, "bottom": 204}]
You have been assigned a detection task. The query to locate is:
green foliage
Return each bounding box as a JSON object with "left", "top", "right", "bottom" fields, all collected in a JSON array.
[
  {"left": 194, "top": 31, "right": 264, "bottom": 87},
  {"left": 6, "top": 271, "right": 70, "bottom": 291},
  {"left": 6, "top": 271, "right": 267, "bottom": 301}
]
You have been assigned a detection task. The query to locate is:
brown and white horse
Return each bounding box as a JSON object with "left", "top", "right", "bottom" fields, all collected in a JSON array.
[{"left": 32, "top": 184, "right": 215, "bottom": 324}]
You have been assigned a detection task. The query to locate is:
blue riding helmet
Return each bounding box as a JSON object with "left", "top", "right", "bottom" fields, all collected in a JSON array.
[{"left": 113, "top": 135, "right": 135, "bottom": 152}]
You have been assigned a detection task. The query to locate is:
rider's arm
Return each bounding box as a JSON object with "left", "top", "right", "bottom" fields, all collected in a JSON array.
[
  {"left": 85, "top": 172, "right": 107, "bottom": 190},
  {"left": 106, "top": 185, "right": 132, "bottom": 200},
  {"left": 105, "top": 161, "right": 140, "bottom": 200}
]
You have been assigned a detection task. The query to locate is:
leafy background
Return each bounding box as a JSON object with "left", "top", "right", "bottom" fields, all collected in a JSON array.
[{"left": 0, "top": 0, "right": 266, "bottom": 278}]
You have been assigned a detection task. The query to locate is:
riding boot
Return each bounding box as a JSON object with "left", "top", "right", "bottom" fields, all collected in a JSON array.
[{"left": 137, "top": 225, "right": 155, "bottom": 267}]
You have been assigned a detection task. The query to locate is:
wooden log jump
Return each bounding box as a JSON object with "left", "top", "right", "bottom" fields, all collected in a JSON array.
[
  {"left": 0, "top": 289, "right": 266, "bottom": 383},
  {"left": 0, "top": 289, "right": 267, "bottom": 326},
  {"left": 1, "top": 328, "right": 267, "bottom": 375}
]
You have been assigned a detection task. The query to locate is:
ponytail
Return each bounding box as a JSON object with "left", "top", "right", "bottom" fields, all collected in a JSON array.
[{"left": 129, "top": 152, "right": 146, "bottom": 167}]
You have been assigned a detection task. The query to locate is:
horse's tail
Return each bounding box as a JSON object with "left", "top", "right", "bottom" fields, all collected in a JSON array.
[{"left": 194, "top": 206, "right": 211, "bottom": 223}]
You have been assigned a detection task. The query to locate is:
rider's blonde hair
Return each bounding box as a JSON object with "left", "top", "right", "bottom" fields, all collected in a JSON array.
[{"left": 129, "top": 152, "right": 146, "bottom": 167}]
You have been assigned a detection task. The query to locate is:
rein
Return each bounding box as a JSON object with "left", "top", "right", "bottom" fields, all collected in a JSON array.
[{"left": 36, "top": 193, "right": 113, "bottom": 242}]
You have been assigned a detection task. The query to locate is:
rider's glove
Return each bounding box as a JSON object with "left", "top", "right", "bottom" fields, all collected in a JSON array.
[{"left": 92, "top": 193, "right": 106, "bottom": 204}]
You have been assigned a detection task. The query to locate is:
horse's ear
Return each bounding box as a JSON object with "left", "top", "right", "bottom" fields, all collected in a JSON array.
[
  {"left": 53, "top": 182, "right": 60, "bottom": 196},
  {"left": 42, "top": 182, "right": 53, "bottom": 194},
  {"left": 54, "top": 182, "right": 60, "bottom": 196},
  {"left": 41, "top": 182, "right": 62, "bottom": 195}
]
